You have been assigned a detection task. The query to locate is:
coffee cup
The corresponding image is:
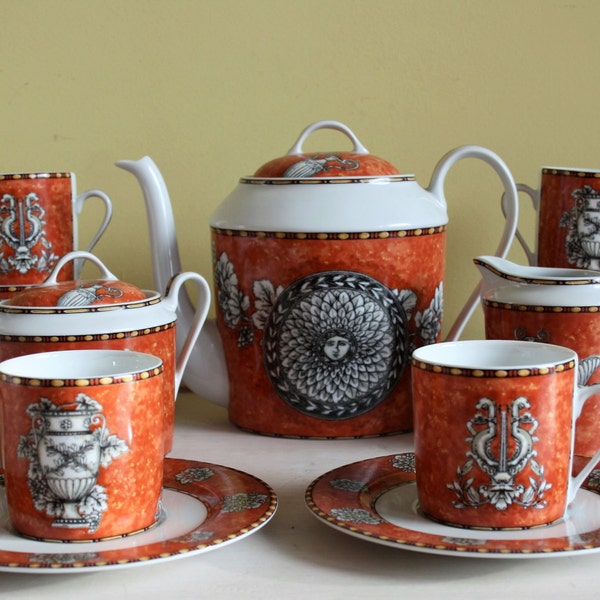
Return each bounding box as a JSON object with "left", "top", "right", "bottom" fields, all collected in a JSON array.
[
  {"left": 504, "top": 167, "right": 600, "bottom": 268},
  {"left": 0, "top": 171, "right": 112, "bottom": 286},
  {"left": 411, "top": 340, "right": 600, "bottom": 530},
  {"left": 0, "top": 349, "right": 164, "bottom": 542}
]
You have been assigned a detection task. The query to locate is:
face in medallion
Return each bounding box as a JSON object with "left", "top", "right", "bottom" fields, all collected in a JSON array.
[
  {"left": 323, "top": 333, "right": 353, "bottom": 361},
  {"left": 263, "top": 270, "right": 410, "bottom": 420}
]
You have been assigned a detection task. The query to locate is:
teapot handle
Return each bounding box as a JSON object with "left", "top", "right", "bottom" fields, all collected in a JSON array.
[
  {"left": 428, "top": 145, "right": 519, "bottom": 341},
  {"left": 286, "top": 120, "right": 369, "bottom": 156},
  {"left": 42, "top": 250, "right": 119, "bottom": 286},
  {"left": 501, "top": 183, "right": 539, "bottom": 266},
  {"left": 162, "top": 271, "right": 212, "bottom": 395}
]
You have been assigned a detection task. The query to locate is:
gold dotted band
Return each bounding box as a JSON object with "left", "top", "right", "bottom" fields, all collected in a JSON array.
[
  {"left": 410, "top": 357, "right": 576, "bottom": 378},
  {"left": 0, "top": 364, "right": 164, "bottom": 387},
  {"left": 542, "top": 168, "right": 600, "bottom": 178},
  {"left": 0, "top": 322, "right": 174, "bottom": 344},
  {"left": 483, "top": 299, "right": 600, "bottom": 313},
  {"left": 239, "top": 175, "right": 416, "bottom": 185},
  {"left": 0, "top": 172, "right": 72, "bottom": 181},
  {"left": 212, "top": 225, "right": 445, "bottom": 240},
  {"left": 0, "top": 285, "right": 38, "bottom": 293},
  {"left": 0, "top": 296, "right": 162, "bottom": 315},
  {"left": 473, "top": 259, "right": 599, "bottom": 286}
]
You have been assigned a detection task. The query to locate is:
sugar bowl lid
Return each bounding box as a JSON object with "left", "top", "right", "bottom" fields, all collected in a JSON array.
[
  {"left": 251, "top": 120, "right": 400, "bottom": 179},
  {"left": 4, "top": 251, "right": 148, "bottom": 309}
]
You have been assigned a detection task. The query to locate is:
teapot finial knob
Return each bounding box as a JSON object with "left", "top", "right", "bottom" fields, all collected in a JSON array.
[{"left": 286, "top": 120, "right": 369, "bottom": 156}]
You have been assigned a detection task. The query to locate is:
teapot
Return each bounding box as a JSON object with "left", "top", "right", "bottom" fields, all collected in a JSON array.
[
  {"left": 117, "top": 120, "right": 519, "bottom": 438},
  {"left": 474, "top": 254, "right": 600, "bottom": 457}
]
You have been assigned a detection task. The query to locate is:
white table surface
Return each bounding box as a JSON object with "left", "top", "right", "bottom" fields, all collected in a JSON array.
[{"left": 1, "top": 391, "right": 599, "bottom": 599}]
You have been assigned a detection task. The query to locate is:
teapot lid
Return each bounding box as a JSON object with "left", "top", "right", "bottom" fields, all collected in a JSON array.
[
  {"left": 211, "top": 120, "right": 449, "bottom": 233},
  {"left": 252, "top": 120, "right": 400, "bottom": 179},
  {"left": 4, "top": 252, "right": 148, "bottom": 310}
]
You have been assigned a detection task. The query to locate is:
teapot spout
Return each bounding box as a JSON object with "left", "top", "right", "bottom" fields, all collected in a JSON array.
[
  {"left": 116, "top": 156, "right": 229, "bottom": 406},
  {"left": 115, "top": 156, "right": 183, "bottom": 293}
]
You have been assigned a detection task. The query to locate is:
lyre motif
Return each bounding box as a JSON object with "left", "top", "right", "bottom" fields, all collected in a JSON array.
[
  {"left": 448, "top": 396, "right": 551, "bottom": 511},
  {"left": 0, "top": 192, "right": 57, "bottom": 274}
]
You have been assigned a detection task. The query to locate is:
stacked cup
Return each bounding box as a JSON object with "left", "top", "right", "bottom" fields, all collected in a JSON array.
[
  {"left": 0, "top": 171, "right": 112, "bottom": 298},
  {"left": 506, "top": 167, "right": 600, "bottom": 269}
]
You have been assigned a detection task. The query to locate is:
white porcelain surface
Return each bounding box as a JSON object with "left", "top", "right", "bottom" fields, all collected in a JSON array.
[{"left": 210, "top": 178, "right": 448, "bottom": 232}]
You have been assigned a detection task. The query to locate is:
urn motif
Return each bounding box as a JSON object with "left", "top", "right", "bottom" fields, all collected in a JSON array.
[{"left": 26, "top": 395, "right": 128, "bottom": 533}]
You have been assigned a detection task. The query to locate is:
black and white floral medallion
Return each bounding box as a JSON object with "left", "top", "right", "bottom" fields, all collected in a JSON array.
[{"left": 262, "top": 271, "right": 410, "bottom": 420}]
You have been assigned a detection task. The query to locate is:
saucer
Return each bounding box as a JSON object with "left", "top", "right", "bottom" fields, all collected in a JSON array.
[
  {"left": 0, "top": 457, "right": 277, "bottom": 573},
  {"left": 306, "top": 453, "right": 600, "bottom": 558}
]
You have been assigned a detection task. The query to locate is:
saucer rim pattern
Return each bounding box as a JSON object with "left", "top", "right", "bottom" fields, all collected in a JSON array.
[
  {"left": 305, "top": 452, "right": 600, "bottom": 559},
  {"left": 0, "top": 457, "right": 278, "bottom": 572}
]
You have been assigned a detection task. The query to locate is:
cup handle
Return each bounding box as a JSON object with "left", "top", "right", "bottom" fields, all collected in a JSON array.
[
  {"left": 427, "top": 145, "right": 519, "bottom": 341},
  {"left": 501, "top": 183, "right": 539, "bottom": 266},
  {"left": 161, "top": 271, "right": 211, "bottom": 396},
  {"left": 569, "top": 381, "right": 600, "bottom": 503},
  {"left": 74, "top": 190, "right": 113, "bottom": 278}
]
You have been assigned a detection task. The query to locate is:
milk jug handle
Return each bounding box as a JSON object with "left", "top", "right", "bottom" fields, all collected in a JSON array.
[
  {"left": 427, "top": 145, "right": 519, "bottom": 341},
  {"left": 501, "top": 183, "right": 539, "bottom": 266}
]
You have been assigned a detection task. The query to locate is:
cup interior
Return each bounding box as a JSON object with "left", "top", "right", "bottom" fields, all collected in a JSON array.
[
  {"left": 0, "top": 349, "right": 161, "bottom": 380},
  {"left": 412, "top": 339, "right": 575, "bottom": 370}
]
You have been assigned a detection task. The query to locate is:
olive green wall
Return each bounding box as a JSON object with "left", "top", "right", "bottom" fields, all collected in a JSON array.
[{"left": 2, "top": 0, "right": 598, "bottom": 339}]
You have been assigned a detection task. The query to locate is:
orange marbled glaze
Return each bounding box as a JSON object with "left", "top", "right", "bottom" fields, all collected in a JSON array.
[
  {"left": 0, "top": 173, "right": 75, "bottom": 284},
  {"left": 412, "top": 361, "right": 575, "bottom": 529},
  {"left": 213, "top": 228, "right": 446, "bottom": 438},
  {"left": 0, "top": 367, "right": 164, "bottom": 541}
]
